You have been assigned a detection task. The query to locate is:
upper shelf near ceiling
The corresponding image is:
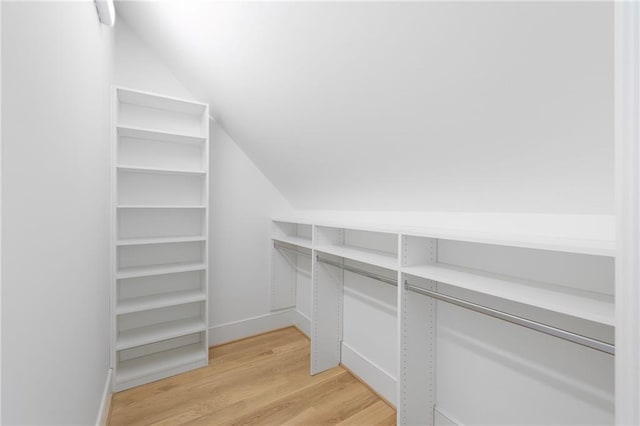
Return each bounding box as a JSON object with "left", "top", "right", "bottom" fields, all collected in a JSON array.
[
  {"left": 116, "top": 87, "right": 208, "bottom": 139},
  {"left": 272, "top": 212, "right": 615, "bottom": 257}
]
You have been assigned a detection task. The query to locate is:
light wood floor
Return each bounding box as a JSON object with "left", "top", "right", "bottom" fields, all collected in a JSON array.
[{"left": 109, "top": 327, "right": 396, "bottom": 425}]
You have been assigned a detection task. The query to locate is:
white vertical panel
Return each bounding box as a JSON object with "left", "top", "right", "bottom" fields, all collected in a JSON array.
[
  {"left": 202, "top": 106, "right": 210, "bottom": 352},
  {"left": 399, "top": 279, "right": 436, "bottom": 425},
  {"left": 615, "top": 2, "right": 640, "bottom": 424},
  {"left": 311, "top": 226, "right": 344, "bottom": 374},
  {"left": 399, "top": 236, "right": 438, "bottom": 425},
  {"left": 1, "top": 1, "right": 4, "bottom": 420}
]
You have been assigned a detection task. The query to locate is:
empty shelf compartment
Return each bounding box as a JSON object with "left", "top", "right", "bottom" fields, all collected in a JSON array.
[{"left": 403, "top": 263, "right": 614, "bottom": 326}]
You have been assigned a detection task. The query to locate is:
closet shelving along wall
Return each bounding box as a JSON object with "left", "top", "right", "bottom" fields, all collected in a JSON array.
[
  {"left": 270, "top": 217, "right": 615, "bottom": 425},
  {"left": 111, "top": 87, "right": 210, "bottom": 391}
]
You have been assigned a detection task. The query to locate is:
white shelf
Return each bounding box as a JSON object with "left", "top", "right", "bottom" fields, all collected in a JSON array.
[
  {"left": 273, "top": 235, "right": 313, "bottom": 250},
  {"left": 403, "top": 263, "right": 614, "bottom": 326},
  {"left": 117, "top": 205, "right": 206, "bottom": 209},
  {"left": 117, "top": 290, "right": 206, "bottom": 315},
  {"left": 116, "top": 236, "right": 206, "bottom": 246},
  {"left": 117, "top": 125, "right": 205, "bottom": 145},
  {"left": 315, "top": 244, "right": 398, "bottom": 271},
  {"left": 116, "top": 317, "right": 207, "bottom": 351},
  {"left": 117, "top": 262, "right": 206, "bottom": 280},
  {"left": 117, "top": 88, "right": 207, "bottom": 116},
  {"left": 117, "top": 165, "right": 206, "bottom": 176},
  {"left": 116, "top": 343, "right": 207, "bottom": 385},
  {"left": 272, "top": 216, "right": 615, "bottom": 257},
  {"left": 401, "top": 228, "right": 615, "bottom": 258}
]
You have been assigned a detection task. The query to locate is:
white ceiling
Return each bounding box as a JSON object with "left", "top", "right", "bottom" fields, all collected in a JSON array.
[{"left": 117, "top": 1, "right": 613, "bottom": 214}]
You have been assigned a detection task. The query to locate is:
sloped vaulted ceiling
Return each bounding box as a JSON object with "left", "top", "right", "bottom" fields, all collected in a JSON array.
[{"left": 117, "top": 1, "right": 613, "bottom": 214}]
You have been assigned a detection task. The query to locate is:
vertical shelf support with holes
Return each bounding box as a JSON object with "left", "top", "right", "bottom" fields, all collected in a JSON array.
[
  {"left": 111, "top": 87, "right": 210, "bottom": 391},
  {"left": 398, "top": 235, "right": 437, "bottom": 425}
]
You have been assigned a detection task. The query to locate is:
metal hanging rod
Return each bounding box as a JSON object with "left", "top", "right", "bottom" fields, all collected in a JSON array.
[
  {"left": 405, "top": 281, "right": 615, "bottom": 356},
  {"left": 316, "top": 255, "right": 397, "bottom": 286},
  {"left": 273, "top": 242, "right": 312, "bottom": 257}
]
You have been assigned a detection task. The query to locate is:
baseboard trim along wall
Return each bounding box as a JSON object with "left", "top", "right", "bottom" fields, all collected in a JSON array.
[
  {"left": 95, "top": 369, "right": 112, "bottom": 426},
  {"left": 208, "top": 309, "right": 297, "bottom": 346},
  {"left": 434, "top": 406, "right": 462, "bottom": 426},
  {"left": 340, "top": 342, "right": 397, "bottom": 406},
  {"left": 290, "top": 309, "right": 311, "bottom": 338}
]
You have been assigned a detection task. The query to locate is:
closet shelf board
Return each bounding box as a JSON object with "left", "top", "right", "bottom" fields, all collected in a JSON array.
[
  {"left": 116, "top": 343, "right": 207, "bottom": 386},
  {"left": 116, "top": 236, "right": 207, "bottom": 246},
  {"left": 116, "top": 317, "right": 207, "bottom": 351},
  {"left": 116, "top": 125, "right": 205, "bottom": 144},
  {"left": 117, "top": 87, "right": 208, "bottom": 114},
  {"left": 401, "top": 227, "right": 615, "bottom": 258},
  {"left": 272, "top": 235, "right": 313, "bottom": 250},
  {"left": 117, "top": 205, "right": 206, "bottom": 209},
  {"left": 271, "top": 217, "right": 615, "bottom": 257},
  {"left": 315, "top": 244, "right": 398, "bottom": 271},
  {"left": 117, "top": 165, "right": 206, "bottom": 176},
  {"left": 403, "top": 263, "right": 614, "bottom": 326},
  {"left": 116, "top": 262, "right": 207, "bottom": 279},
  {"left": 116, "top": 290, "right": 207, "bottom": 315}
]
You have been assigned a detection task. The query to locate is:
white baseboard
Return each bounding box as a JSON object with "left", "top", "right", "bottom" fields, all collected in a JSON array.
[
  {"left": 209, "top": 309, "right": 296, "bottom": 346},
  {"left": 434, "top": 406, "right": 462, "bottom": 426},
  {"left": 291, "top": 309, "right": 311, "bottom": 338},
  {"left": 340, "top": 342, "right": 397, "bottom": 406},
  {"left": 95, "top": 368, "right": 112, "bottom": 426}
]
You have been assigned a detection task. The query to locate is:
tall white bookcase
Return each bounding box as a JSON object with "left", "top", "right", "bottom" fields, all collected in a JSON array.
[{"left": 111, "top": 87, "right": 210, "bottom": 391}]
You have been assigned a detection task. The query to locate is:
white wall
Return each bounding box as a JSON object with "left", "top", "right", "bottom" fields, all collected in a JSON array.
[
  {"left": 433, "top": 241, "right": 614, "bottom": 424},
  {"left": 436, "top": 303, "right": 614, "bottom": 425},
  {"left": 209, "top": 122, "right": 292, "bottom": 338},
  {"left": 1, "top": 3, "right": 113, "bottom": 424},
  {"left": 117, "top": 1, "right": 614, "bottom": 215},
  {"left": 114, "top": 20, "right": 194, "bottom": 100}
]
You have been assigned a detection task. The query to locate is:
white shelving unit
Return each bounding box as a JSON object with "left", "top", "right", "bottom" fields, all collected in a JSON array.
[
  {"left": 111, "top": 87, "right": 210, "bottom": 391},
  {"left": 270, "top": 217, "right": 616, "bottom": 424}
]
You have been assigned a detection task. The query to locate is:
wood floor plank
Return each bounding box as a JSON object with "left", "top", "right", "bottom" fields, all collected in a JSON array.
[
  {"left": 109, "top": 327, "right": 396, "bottom": 426},
  {"left": 112, "top": 349, "right": 311, "bottom": 425},
  {"left": 337, "top": 400, "right": 397, "bottom": 426},
  {"left": 181, "top": 368, "right": 347, "bottom": 425}
]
